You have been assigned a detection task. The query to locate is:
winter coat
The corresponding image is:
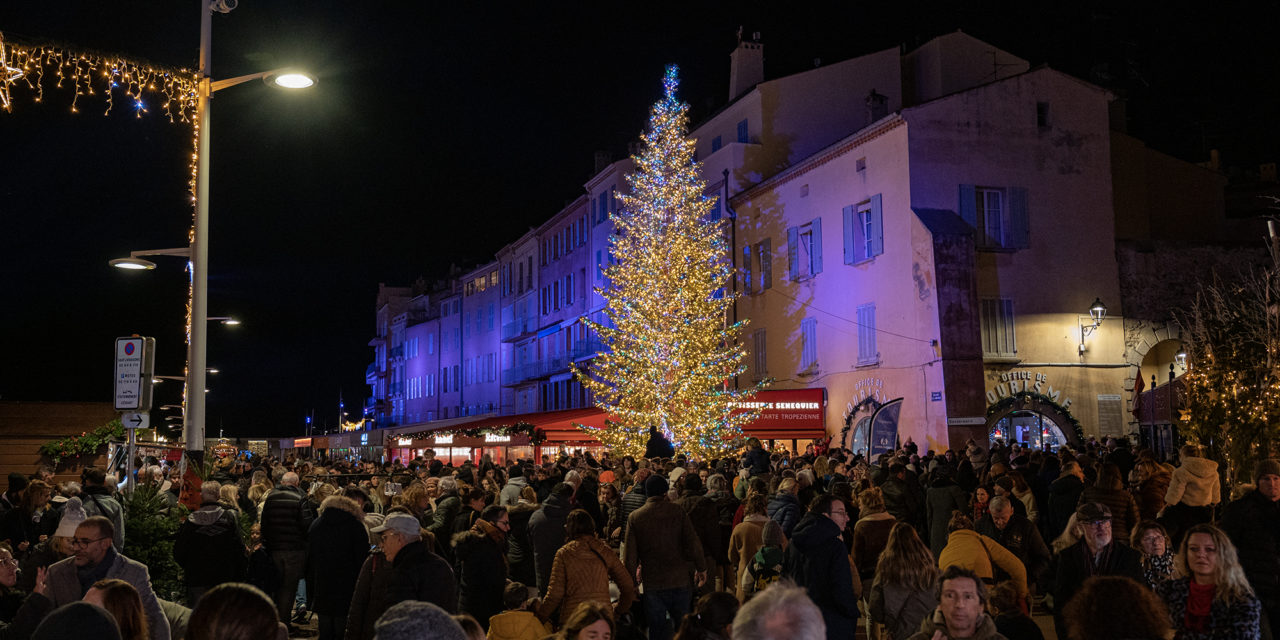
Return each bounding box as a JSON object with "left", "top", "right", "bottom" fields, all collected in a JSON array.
[
  {"left": 975, "top": 512, "right": 1051, "bottom": 586},
  {"left": 937, "top": 529, "right": 1028, "bottom": 598},
  {"left": 618, "top": 486, "right": 648, "bottom": 540},
  {"left": 706, "top": 490, "right": 740, "bottom": 567},
  {"left": 1165, "top": 457, "right": 1221, "bottom": 507},
  {"left": 1156, "top": 576, "right": 1261, "bottom": 640},
  {"left": 781, "top": 513, "right": 859, "bottom": 640},
  {"left": 506, "top": 501, "right": 539, "bottom": 587},
  {"left": 624, "top": 496, "right": 706, "bottom": 591},
  {"left": 925, "top": 480, "right": 969, "bottom": 556},
  {"left": 46, "top": 549, "right": 171, "bottom": 640},
  {"left": 537, "top": 535, "right": 636, "bottom": 625},
  {"left": 905, "top": 608, "right": 1007, "bottom": 640},
  {"left": 0, "top": 507, "right": 56, "bottom": 557},
  {"left": 499, "top": 476, "right": 529, "bottom": 506},
  {"left": 1219, "top": 489, "right": 1280, "bottom": 607},
  {"left": 1044, "top": 475, "right": 1084, "bottom": 542},
  {"left": 742, "top": 447, "right": 771, "bottom": 477},
  {"left": 428, "top": 492, "right": 463, "bottom": 548},
  {"left": 174, "top": 502, "right": 246, "bottom": 588},
  {"left": 678, "top": 492, "right": 722, "bottom": 565},
  {"left": 453, "top": 522, "right": 508, "bottom": 630},
  {"left": 1079, "top": 485, "right": 1140, "bottom": 538},
  {"left": 766, "top": 492, "right": 803, "bottom": 539},
  {"left": 528, "top": 492, "right": 572, "bottom": 594},
  {"left": 345, "top": 541, "right": 457, "bottom": 640},
  {"left": 1048, "top": 539, "right": 1143, "bottom": 640},
  {"left": 881, "top": 476, "right": 921, "bottom": 527},
  {"left": 260, "top": 484, "right": 314, "bottom": 552},
  {"left": 305, "top": 506, "right": 370, "bottom": 616},
  {"left": 869, "top": 580, "right": 937, "bottom": 640},
  {"left": 852, "top": 512, "right": 896, "bottom": 582},
  {"left": 1136, "top": 472, "right": 1172, "bottom": 522},
  {"left": 487, "top": 610, "right": 550, "bottom": 640},
  {"left": 728, "top": 515, "right": 769, "bottom": 601},
  {"left": 79, "top": 485, "right": 125, "bottom": 551}
]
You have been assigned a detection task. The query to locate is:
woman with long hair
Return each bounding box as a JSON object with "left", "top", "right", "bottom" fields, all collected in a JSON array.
[
  {"left": 83, "top": 578, "right": 149, "bottom": 640},
  {"left": 536, "top": 509, "right": 635, "bottom": 626},
  {"left": 1155, "top": 523, "right": 1261, "bottom": 639},
  {"left": 869, "top": 522, "right": 940, "bottom": 640},
  {"left": 1132, "top": 520, "right": 1175, "bottom": 590},
  {"left": 0, "top": 480, "right": 53, "bottom": 558},
  {"left": 1133, "top": 459, "right": 1173, "bottom": 523},
  {"left": 188, "top": 582, "right": 283, "bottom": 640},
  {"left": 852, "top": 487, "right": 896, "bottom": 590}
]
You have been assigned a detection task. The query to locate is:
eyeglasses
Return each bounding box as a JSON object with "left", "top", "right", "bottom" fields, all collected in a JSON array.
[
  {"left": 1083, "top": 520, "right": 1111, "bottom": 528},
  {"left": 826, "top": 510, "right": 848, "bottom": 517},
  {"left": 70, "top": 536, "right": 109, "bottom": 548}
]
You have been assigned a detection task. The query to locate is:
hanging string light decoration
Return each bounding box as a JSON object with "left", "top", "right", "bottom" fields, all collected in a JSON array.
[
  {"left": 571, "top": 65, "right": 767, "bottom": 460},
  {"left": 0, "top": 33, "right": 198, "bottom": 119}
]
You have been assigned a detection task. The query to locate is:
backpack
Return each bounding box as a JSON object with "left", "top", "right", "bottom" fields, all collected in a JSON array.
[{"left": 745, "top": 545, "right": 785, "bottom": 597}]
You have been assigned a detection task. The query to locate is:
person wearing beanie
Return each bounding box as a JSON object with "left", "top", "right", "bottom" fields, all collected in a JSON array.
[
  {"left": 625, "top": 470, "right": 706, "bottom": 640},
  {"left": 374, "top": 600, "right": 466, "bottom": 640},
  {"left": 15, "top": 496, "right": 86, "bottom": 593},
  {"left": 499, "top": 465, "right": 528, "bottom": 507},
  {"left": 1220, "top": 458, "right": 1280, "bottom": 637},
  {"left": 0, "top": 474, "right": 27, "bottom": 518},
  {"left": 742, "top": 519, "right": 786, "bottom": 599},
  {"left": 676, "top": 473, "right": 719, "bottom": 596}
]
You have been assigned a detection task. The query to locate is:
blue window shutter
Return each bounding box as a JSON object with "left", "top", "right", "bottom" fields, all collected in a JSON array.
[
  {"left": 742, "top": 246, "right": 753, "bottom": 293},
  {"left": 870, "top": 193, "right": 885, "bottom": 257},
  {"left": 842, "top": 205, "right": 856, "bottom": 265},
  {"left": 1008, "top": 187, "right": 1030, "bottom": 249},
  {"left": 787, "top": 226, "right": 799, "bottom": 280},
  {"left": 959, "top": 184, "right": 977, "bottom": 229},
  {"left": 811, "top": 217, "right": 823, "bottom": 275},
  {"left": 737, "top": 119, "right": 749, "bottom": 143}
]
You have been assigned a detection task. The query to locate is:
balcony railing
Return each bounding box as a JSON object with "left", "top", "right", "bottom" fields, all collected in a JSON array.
[{"left": 502, "top": 317, "right": 536, "bottom": 342}]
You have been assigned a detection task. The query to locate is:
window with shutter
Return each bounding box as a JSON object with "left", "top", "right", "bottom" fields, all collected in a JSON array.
[
  {"left": 980, "top": 298, "right": 1017, "bottom": 358},
  {"left": 800, "top": 318, "right": 818, "bottom": 372},
  {"left": 742, "top": 246, "right": 753, "bottom": 294},
  {"left": 857, "top": 303, "right": 878, "bottom": 365},
  {"left": 758, "top": 239, "right": 772, "bottom": 290},
  {"left": 753, "top": 329, "right": 768, "bottom": 378}
]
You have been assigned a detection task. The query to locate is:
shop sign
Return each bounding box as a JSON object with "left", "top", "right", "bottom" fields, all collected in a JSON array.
[
  {"left": 484, "top": 433, "right": 511, "bottom": 443},
  {"left": 397, "top": 437, "right": 412, "bottom": 446},
  {"left": 294, "top": 438, "right": 312, "bottom": 448},
  {"left": 985, "top": 370, "right": 1073, "bottom": 409},
  {"left": 360, "top": 432, "right": 369, "bottom": 445},
  {"left": 852, "top": 377, "right": 892, "bottom": 404},
  {"left": 732, "top": 389, "right": 825, "bottom": 429},
  {"left": 435, "top": 435, "right": 454, "bottom": 445}
]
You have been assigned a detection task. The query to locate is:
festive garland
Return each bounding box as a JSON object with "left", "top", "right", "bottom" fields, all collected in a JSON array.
[
  {"left": 838, "top": 396, "right": 884, "bottom": 448},
  {"left": 397, "top": 422, "right": 547, "bottom": 447},
  {"left": 985, "top": 391, "right": 1085, "bottom": 443},
  {"left": 39, "top": 419, "right": 124, "bottom": 464}
]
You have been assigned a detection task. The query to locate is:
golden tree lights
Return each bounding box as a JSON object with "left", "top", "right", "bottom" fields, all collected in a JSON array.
[
  {"left": 571, "top": 66, "right": 766, "bottom": 460},
  {"left": 1178, "top": 274, "right": 1280, "bottom": 486}
]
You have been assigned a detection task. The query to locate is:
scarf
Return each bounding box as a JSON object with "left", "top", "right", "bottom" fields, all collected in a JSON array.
[
  {"left": 1185, "top": 580, "right": 1215, "bottom": 632},
  {"left": 76, "top": 546, "right": 117, "bottom": 595},
  {"left": 1142, "top": 550, "right": 1174, "bottom": 589},
  {"left": 472, "top": 519, "right": 510, "bottom": 570}
]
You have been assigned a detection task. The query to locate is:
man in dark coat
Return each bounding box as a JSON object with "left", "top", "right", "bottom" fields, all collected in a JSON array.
[
  {"left": 527, "top": 482, "right": 573, "bottom": 594},
  {"left": 781, "top": 495, "right": 859, "bottom": 640},
  {"left": 645, "top": 426, "right": 676, "bottom": 459},
  {"left": 173, "top": 481, "right": 245, "bottom": 606},
  {"left": 625, "top": 475, "right": 706, "bottom": 640},
  {"left": 306, "top": 496, "right": 370, "bottom": 640},
  {"left": 346, "top": 513, "right": 458, "bottom": 640},
  {"left": 676, "top": 474, "right": 720, "bottom": 595},
  {"left": 452, "top": 505, "right": 510, "bottom": 631},
  {"left": 976, "top": 495, "right": 1051, "bottom": 590},
  {"left": 618, "top": 468, "right": 651, "bottom": 540},
  {"left": 1047, "top": 502, "right": 1143, "bottom": 640},
  {"left": 1220, "top": 458, "right": 1280, "bottom": 640},
  {"left": 259, "top": 471, "right": 315, "bottom": 627},
  {"left": 879, "top": 462, "right": 921, "bottom": 528}
]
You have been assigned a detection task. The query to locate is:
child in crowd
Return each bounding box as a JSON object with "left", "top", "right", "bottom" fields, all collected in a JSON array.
[{"left": 487, "top": 582, "right": 550, "bottom": 640}]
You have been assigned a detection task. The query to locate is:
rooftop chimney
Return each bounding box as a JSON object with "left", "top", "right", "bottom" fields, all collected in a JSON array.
[
  {"left": 729, "top": 30, "right": 763, "bottom": 101},
  {"left": 593, "top": 150, "right": 612, "bottom": 174}
]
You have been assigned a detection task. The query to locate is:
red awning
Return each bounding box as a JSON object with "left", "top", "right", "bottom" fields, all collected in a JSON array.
[{"left": 435, "top": 408, "right": 609, "bottom": 443}]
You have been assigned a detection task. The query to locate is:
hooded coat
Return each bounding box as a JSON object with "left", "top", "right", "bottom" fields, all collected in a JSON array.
[
  {"left": 173, "top": 501, "right": 245, "bottom": 588},
  {"left": 781, "top": 513, "right": 859, "bottom": 640},
  {"left": 528, "top": 492, "right": 572, "bottom": 594},
  {"left": 305, "top": 505, "right": 370, "bottom": 616},
  {"left": 1164, "top": 457, "right": 1221, "bottom": 507},
  {"left": 453, "top": 521, "right": 508, "bottom": 630}
]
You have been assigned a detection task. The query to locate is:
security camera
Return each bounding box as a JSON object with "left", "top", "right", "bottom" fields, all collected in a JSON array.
[{"left": 210, "top": 0, "right": 237, "bottom": 13}]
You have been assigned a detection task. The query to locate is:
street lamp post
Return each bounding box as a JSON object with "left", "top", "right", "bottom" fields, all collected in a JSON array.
[{"left": 189, "top": 0, "right": 313, "bottom": 456}]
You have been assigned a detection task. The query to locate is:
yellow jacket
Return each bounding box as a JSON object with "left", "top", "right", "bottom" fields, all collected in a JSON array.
[
  {"left": 488, "top": 610, "right": 551, "bottom": 640},
  {"left": 937, "top": 529, "right": 1028, "bottom": 598}
]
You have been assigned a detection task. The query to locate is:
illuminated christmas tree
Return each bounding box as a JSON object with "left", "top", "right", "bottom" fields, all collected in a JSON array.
[{"left": 572, "top": 66, "right": 764, "bottom": 460}]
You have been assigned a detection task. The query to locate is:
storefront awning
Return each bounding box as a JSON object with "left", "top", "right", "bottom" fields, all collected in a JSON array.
[{"left": 437, "top": 407, "right": 609, "bottom": 444}]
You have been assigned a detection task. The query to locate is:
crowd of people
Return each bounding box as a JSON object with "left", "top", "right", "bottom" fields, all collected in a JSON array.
[{"left": 0, "top": 433, "right": 1277, "bottom": 640}]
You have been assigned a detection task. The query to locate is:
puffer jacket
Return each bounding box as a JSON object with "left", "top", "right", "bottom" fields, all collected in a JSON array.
[
  {"left": 767, "top": 492, "right": 802, "bottom": 538},
  {"left": 1079, "top": 485, "right": 1140, "bottom": 537},
  {"left": 173, "top": 502, "right": 245, "bottom": 588},
  {"left": 937, "top": 529, "right": 1028, "bottom": 598},
  {"left": 259, "top": 484, "right": 314, "bottom": 552},
  {"left": 505, "top": 501, "right": 539, "bottom": 587},
  {"left": 536, "top": 535, "right": 635, "bottom": 625},
  {"left": 486, "top": 610, "right": 549, "bottom": 640},
  {"left": 1165, "top": 457, "right": 1221, "bottom": 507},
  {"left": 869, "top": 580, "right": 937, "bottom": 640},
  {"left": 499, "top": 476, "right": 529, "bottom": 506},
  {"left": 452, "top": 521, "right": 508, "bottom": 630},
  {"left": 1136, "top": 472, "right": 1172, "bottom": 522}
]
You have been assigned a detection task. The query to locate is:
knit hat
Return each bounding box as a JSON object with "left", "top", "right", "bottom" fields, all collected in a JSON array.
[
  {"left": 32, "top": 602, "right": 121, "bottom": 640},
  {"left": 1255, "top": 459, "right": 1280, "bottom": 484},
  {"left": 644, "top": 475, "right": 670, "bottom": 497},
  {"left": 6, "top": 472, "right": 28, "bottom": 494},
  {"left": 683, "top": 473, "right": 704, "bottom": 494},
  {"left": 669, "top": 466, "right": 687, "bottom": 484},
  {"left": 374, "top": 600, "right": 466, "bottom": 640},
  {"left": 55, "top": 497, "right": 88, "bottom": 538},
  {"left": 761, "top": 519, "right": 785, "bottom": 547}
]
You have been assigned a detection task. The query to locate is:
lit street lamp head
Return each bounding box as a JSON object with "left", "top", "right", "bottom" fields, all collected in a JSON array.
[
  {"left": 272, "top": 72, "right": 315, "bottom": 89},
  {"left": 109, "top": 257, "right": 157, "bottom": 270}
]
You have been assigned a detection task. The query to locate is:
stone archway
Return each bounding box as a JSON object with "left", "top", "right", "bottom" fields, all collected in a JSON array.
[
  {"left": 986, "top": 393, "right": 1085, "bottom": 449},
  {"left": 1123, "top": 318, "right": 1184, "bottom": 415}
]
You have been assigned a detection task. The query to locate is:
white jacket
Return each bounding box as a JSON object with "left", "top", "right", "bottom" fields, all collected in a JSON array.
[{"left": 1164, "top": 456, "right": 1221, "bottom": 506}]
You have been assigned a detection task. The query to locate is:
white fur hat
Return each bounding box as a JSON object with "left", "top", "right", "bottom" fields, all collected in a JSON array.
[{"left": 54, "top": 496, "right": 88, "bottom": 538}]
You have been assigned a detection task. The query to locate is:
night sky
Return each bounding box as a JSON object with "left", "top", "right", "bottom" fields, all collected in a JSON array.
[{"left": 2, "top": 2, "right": 1276, "bottom": 437}]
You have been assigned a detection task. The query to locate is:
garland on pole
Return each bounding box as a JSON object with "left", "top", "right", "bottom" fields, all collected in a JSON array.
[{"left": 39, "top": 419, "right": 124, "bottom": 464}]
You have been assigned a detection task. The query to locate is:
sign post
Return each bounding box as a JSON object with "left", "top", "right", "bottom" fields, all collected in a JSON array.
[{"left": 114, "top": 337, "right": 155, "bottom": 492}]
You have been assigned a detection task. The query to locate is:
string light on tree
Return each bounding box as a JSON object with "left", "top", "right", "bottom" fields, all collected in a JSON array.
[{"left": 571, "top": 65, "right": 767, "bottom": 460}]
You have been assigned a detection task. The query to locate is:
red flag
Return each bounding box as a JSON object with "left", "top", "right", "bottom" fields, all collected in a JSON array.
[{"left": 1131, "top": 374, "right": 1146, "bottom": 420}]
